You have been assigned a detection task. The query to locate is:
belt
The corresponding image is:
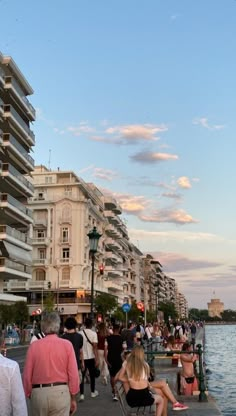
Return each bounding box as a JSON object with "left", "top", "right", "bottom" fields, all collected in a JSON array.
[{"left": 32, "top": 382, "right": 67, "bottom": 388}]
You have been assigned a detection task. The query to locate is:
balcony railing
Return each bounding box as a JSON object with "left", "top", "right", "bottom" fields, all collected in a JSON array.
[
  {"left": 32, "top": 258, "right": 48, "bottom": 265},
  {"left": 4, "top": 76, "right": 36, "bottom": 120},
  {"left": 32, "top": 237, "right": 50, "bottom": 244},
  {"left": 0, "top": 258, "right": 31, "bottom": 274},
  {"left": 2, "top": 133, "right": 34, "bottom": 168},
  {"left": 2, "top": 163, "right": 34, "bottom": 194},
  {"left": 0, "top": 224, "right": 32, "bottom": 245},
  {"left": 3, "top": 105, "right": 35, "bottom": 145},
  {"left": 0, "top": 193, "right": 33, "bottom": 219}
]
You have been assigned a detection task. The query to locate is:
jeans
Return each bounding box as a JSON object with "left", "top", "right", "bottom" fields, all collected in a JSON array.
[{"left": 80, "top": 358, "right": 96, "bottom": 394}]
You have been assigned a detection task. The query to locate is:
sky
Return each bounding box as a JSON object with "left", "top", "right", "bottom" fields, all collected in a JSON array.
[{"left": 1, "top": 0, "right": 236, "bottom": 309}]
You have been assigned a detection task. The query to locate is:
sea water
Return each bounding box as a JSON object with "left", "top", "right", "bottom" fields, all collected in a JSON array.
[{"left": 205, "top": 324, "right": 236, "bottom": 415}]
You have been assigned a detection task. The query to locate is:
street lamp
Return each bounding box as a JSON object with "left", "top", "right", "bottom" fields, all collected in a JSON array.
[
  {"left": 87, "top": 226, "right": 102, "bottom": 320},
  {"left": 154, "top": 282, "right": 159, "bottom": 321},
  {"left": 53, "top": 266, "right": 60, "bottom": 310}
]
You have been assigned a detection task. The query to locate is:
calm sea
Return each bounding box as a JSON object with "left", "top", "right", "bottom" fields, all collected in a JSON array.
[{"left": 205, "top": 324, "right": 236, "bottom": 415}]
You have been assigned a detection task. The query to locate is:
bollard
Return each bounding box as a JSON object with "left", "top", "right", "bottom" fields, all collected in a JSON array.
[{"left": 196, "top": 343, "right": 208, "bottom": 402}]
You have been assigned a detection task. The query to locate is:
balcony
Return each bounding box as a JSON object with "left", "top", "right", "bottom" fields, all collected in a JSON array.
[
  {"left": 0, "top": 97, "right": 4, "bottom": 116},
  {"left": 4, "top": 76, "right": 36, "bottom": 121},
  {"left": 104, "top": 251, "right": 122, "bottom": 264},
  {"left": 1, "top": 163, "right": 34, "bottom": 197},
  {"left": 59, "top": 257, "right": 72, "bottom": 264},
  {"left": 32, "top": 258, "right": 48, "bottom": 266},
  {"left": 0, "top": 258, "right": 31, "bottom": 279},
  {"left": 3, "top": 104, "right": 35, "bottom": 146},
  {"left": 2, "top": 133, "right": 34, "bottom": 172},
  {"left": 104, "top": 280, "right": 122, "bottom": 292},
  {"left": 59, "top": 216, "right": 72, "bottom": 224},
  {"left": 0, "top": 67, "right": 4, "bottom": 85},
  {"left": 34, "top": 218, "right": 48, "bottom": 227},
  {"left": 32, "top": 237, "right": 50, "bottom": 246},
  {"left": 104, "top": 196, "right": 122, "bottom": 214},
  {"left": 0, "top": 224, "right": 32, "bottom": 247},
  {"left": 105, "top": 265, "right": 123, "bottom": 278},
  {"left": 0, "top": 193, "right": 33, "bottom": 225},
  {"left": 105, "top": 238, "right": 122, "bottom": 251}
]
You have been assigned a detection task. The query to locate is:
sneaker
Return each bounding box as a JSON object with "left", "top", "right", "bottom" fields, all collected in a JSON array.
[
  {"left": 91, "top": 390, "right": 99, "bottom": 398},
  {"left": 79, "top": 394, "right": 84, "bottom": 402},
  {"left": 112, "top": 394, "right": 119, "bottom": 401},
  {"left": 173, "top": 402, "right": 189, "bottom": 411},
  {"left": 103, "top": 376, "right": 108, "bottom": 385}
]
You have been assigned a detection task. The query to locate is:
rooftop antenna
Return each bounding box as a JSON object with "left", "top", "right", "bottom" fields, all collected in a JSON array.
[{"left": 48, "top": 149, "right": 51, "bottom": 170}]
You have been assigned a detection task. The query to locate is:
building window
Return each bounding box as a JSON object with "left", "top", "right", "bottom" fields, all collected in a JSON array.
[
  {"left": 62, "top": 248, "right": 70, "bottom": 261},
  {"left": 64, "top": 186, "right": 72, "bottom": 197},
  {"left": 62, "top": 267, "right": 70, "bottom": 280},
  {"left": 61, "top": 227, "right": 69, "bottom": 243},
  {"left": 45, "top": 176, "right": 52, "bottom": 184},
  {"left": 35, "top": 269, "right": 46, "bottom": 281},
  {"left": 36, "top": 229, "right": 45, "bottom": 239},
  {"left": 38, "top": 249, "right": 46, "bottom": 259}
]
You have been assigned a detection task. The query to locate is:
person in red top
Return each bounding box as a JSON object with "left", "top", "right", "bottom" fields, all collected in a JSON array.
[{"left": 23, "top": 311, "right": 79, "bottom": 416}]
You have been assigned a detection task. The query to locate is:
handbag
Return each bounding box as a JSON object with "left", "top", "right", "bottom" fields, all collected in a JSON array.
[{"left": 185, "top": 376, "right": 195, "bottom": 384}]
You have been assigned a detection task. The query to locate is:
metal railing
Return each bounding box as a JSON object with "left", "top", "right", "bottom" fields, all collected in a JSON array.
[{"left": 144, "top": 339, "right": 208, "bottom": 402}]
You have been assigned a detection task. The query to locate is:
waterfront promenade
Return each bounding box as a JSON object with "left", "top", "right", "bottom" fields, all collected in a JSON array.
[{"left": 7, "top": 327, "right": 222, "bottom": 416}]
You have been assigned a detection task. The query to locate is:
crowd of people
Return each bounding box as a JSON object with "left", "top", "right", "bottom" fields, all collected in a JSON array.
[{"left": 0, "top": 313, "right": 201, "bottom": 415}]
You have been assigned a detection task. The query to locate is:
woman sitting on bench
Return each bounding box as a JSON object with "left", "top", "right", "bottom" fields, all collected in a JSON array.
[{"left": 116, "top": 345, "right": 164, "bottom": 416}]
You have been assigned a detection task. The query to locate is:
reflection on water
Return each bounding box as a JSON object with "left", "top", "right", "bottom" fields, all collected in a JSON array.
[{"left": 205, "top": 325, "right": 236, "bottom": 416}]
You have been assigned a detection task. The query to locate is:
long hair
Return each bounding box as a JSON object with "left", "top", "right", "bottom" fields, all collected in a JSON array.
[
  {"left": 97, "top": 322, "right": 108, "bottom": 337},
  {"left": 126, "top": 345, "right": 150, "bottom": 381}
]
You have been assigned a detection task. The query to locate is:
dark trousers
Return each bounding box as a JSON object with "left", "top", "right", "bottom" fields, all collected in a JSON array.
[{"left": 80, "top": 358, "right": 96, "bottom": 394}]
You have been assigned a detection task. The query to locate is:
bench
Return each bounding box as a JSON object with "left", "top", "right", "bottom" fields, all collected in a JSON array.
[{"left": 115, "top": 383, "right": 155, "bottom": 416}]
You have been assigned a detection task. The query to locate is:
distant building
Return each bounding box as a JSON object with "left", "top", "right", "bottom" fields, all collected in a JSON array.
[
  {"left": 208, "top": 297, "right": 224, "bottom": 318},
  {"left": 0, "top": 52, "right": 35, "bottom": 297}
]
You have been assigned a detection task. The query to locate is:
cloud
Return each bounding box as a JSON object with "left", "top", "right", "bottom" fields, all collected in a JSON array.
[
  {"left": 106, "top": 124, "right": 167, "bottom": 143},
  {"left": 147, "top": 252, "right": 222, "bottom": 272},
  {"left": 130, "top": 151, "right": 179, "bottom": 164},
  {"left": 162, "top": 192, "right": 182, "bottom": 200},
  {"left": 138, "top": 208, "right": 197, "bottom": 224},
  {"left": 193, "top": 117, "right": 225, "bottom": 131},
  {"left": 177, "top": 176, "right": 192, "bottom": 189},
  {"left": 68, "top": 122, "right": 94, "bottom": 136},
  {"left": 129, "top": 229, "right": 224, "bottom": 243},
  {"left": 92, "top": 168, "right": 119, "bottom": 182},
  {"left": 112, "top": 192, "right": 150, "bottom": 214}
]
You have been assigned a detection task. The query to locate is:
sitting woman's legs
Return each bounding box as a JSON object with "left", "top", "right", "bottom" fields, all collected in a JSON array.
[
  {"left": 150, "top": 379, "right": 176, "bottom": 404},
  {"left": 153, "top": 394, "right": 164, "bottom": 416}
]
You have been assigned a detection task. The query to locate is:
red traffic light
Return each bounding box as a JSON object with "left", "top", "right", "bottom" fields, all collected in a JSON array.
[
  {"left": 99, "top": 265, "right": 104, "bottom": 275},
  {"left": 136, "top": 302, "right": 144, "bottom": 310}
]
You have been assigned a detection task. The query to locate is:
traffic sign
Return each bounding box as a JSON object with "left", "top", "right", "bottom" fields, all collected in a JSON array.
[{"left": 122, "top": 303, "right": 131, "bottom": 313}]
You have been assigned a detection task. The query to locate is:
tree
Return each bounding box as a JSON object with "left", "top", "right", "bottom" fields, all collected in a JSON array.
[
  {"left": 0, "top": 304, "right": 15, "bottom": 328},
  {"left": 12, "top": 301, "right": 29, "bottom": 328},
  {"left": 94, "top": 292, "right": 118, "bottom": 319},
  {"left": 158, "top": 301, "right": 178, "bottom": 322},
  {"left": 43, "top": 293, "right": 55, "bottom": 312}
]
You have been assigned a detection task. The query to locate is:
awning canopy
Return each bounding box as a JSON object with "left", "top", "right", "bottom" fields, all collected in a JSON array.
[{"left": 0, "top": 240, "right": 32, "bottom": 265}]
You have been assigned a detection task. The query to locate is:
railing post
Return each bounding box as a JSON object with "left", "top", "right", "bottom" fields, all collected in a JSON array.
[{"left": 196, "top": 343, "right": 208, "bottom": 402}]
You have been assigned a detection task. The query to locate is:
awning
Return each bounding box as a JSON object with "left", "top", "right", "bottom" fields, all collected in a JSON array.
[{"left": 0, "top": 240, "right": 32, "bottom": 265}]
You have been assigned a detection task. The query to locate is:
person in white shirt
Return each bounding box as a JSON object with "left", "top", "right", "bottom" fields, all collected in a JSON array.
[
  {"left": 0, "top": 329, "right": 28, "bottom": 416},
  {"left": 79, "top": 318, "right": 99, "bottom": 401}
]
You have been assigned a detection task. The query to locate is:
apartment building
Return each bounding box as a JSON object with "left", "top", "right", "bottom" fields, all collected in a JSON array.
[
  {"left": 177, "top": 292, "right": 189, "bottom": 319},
  {"left": 0, "top": 52, "right": 35, "bottom": 291}
]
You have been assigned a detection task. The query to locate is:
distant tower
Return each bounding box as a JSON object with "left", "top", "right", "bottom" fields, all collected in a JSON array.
[{"left": 207, "top": 295, "right": 224, "bottom": 318}]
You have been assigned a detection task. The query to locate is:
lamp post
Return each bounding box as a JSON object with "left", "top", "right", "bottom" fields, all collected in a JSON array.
[
  {"left": 154, "top": 282, "right": 159, "bottom": 321},
  {"left": 87, "top": 226, "right": 102, "bottom": 321},
  {"left": 53, "top": 266, "right": 60, "bottom": 311}
]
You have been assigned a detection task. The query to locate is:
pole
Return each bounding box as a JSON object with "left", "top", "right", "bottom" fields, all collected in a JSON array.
[
  {"left": 126, "top": 312, "right": 128, "bottom": 328},
  {"left": 41, "top": 285, "right": 44, "bottom": 310},
  {"left": 90, "top": 252, "right": 95, "bottom": 321},
  {"left": 57, "top": 269, "right": 59, "bottom": 311}
]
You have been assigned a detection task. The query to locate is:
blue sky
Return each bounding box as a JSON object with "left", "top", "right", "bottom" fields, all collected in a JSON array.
[{"left": 1, "top": 0, "right": 236, "bottom": 309}]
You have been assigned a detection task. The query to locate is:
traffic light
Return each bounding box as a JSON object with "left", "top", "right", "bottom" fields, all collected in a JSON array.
[
  {"left": 99, "top": 265, "right": 104, "bottom": 275},
  {"left": 47, "top": 281, "right": 51, "bottom": 289}
]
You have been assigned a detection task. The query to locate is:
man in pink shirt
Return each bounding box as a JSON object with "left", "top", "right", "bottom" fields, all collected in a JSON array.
[{"left": 23, "top": 311, "right": 79, "bottom": 416}]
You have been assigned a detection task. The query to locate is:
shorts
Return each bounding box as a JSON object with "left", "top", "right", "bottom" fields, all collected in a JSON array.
[
  {"left": 108, "top": 361, "right": 122, "bottom": 377},
  {"left": 126, "top": 387, "right": 155, "bottom": 408}
]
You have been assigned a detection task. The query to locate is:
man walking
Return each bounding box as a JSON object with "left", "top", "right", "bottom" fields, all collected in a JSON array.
[
  {"left": 79, "top": 318, "right": 99, "bottom": 401},
  {"left": 23, "top": 311, "right": 79, "bottom": 415},
  {"left": 104, "top": 323, "right": 123, "bottom": 401},
  {"left": 0, "top": 329, "right": 27, "bottom": 416},
  {"left": 62, "top": 317, "right": 84, "bottom": 376}
]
